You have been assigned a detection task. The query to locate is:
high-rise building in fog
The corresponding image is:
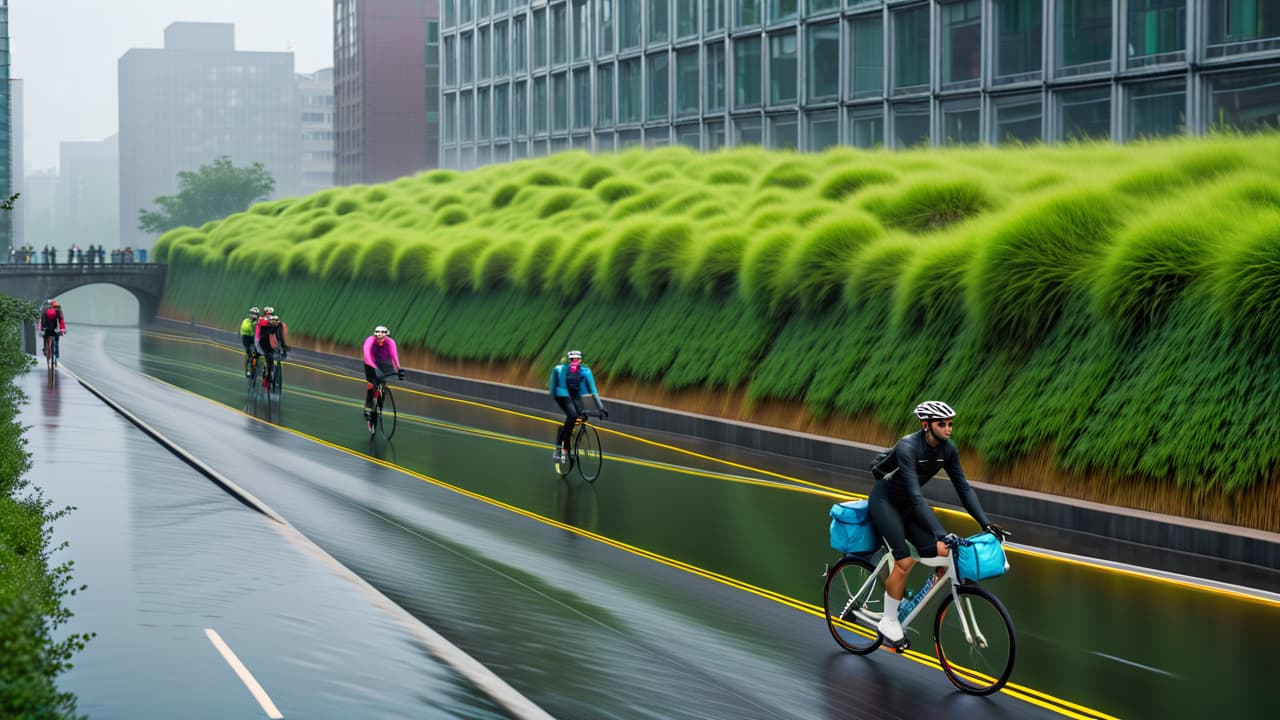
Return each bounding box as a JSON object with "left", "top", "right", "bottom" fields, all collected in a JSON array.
[
  {"left": 118, "top": 22, "right": 300, "bottom": 249},
  {"left": 298, "top": 68, "right": 336, "bottom": 193},
  {"left": 0, "top": 0, "right": 13, "bottom": 253},
  {"left": 334, "top": 0, "right": 441, "bottom": 184},
  {"left": 59, "top": 136, "right": 119, "bottom": 251},
  {"left": 9, "top": 77, "right": 22, "bottom": 250}
]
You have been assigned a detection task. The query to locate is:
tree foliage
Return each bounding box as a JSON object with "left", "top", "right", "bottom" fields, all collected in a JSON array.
[{"left": 138, "top": 156, "right": 275, "bottom": 235}]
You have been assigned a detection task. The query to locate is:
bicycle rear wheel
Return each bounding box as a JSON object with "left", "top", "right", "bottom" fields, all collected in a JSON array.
[
  {"left": 272, "top": 362, "right": 284, "bottom": 395},
  {"left": 823, "top": 555, "right": 884, "bottom": 655},
  {"left": 378, "top": 386, "right": 397, "bottom": 440},
  {"left": 574, "top": 423, "right": 603, "bottom": 483},
  {"left": 933, "top": 585, "right": 1016, "bottom": 695}
]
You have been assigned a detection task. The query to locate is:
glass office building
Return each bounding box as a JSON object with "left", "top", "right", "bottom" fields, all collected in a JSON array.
[
  {"left": 0, "top": 0, "right": 11, "bottom": 252},
  {"left": 438, "top": 0, "right": 1280, "bottom": 168}
]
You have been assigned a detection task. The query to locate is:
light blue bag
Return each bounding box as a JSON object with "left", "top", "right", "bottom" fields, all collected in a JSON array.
[
  {"left": 829, "top": 500, "right": 876, "bottom": 555},
  {"left": 955, "top": 532, "right": 1009, "bottom": 582}
]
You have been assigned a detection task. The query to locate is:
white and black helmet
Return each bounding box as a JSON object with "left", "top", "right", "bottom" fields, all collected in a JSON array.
[
  {"left": 914, "top": 401, "right": 956, "bottom": 421},
  {"left": 374, "top": 325, "right": 389, "bottom": 335},
  {"left": 567, "top": 350, "right": 583, "bottom": 360}
]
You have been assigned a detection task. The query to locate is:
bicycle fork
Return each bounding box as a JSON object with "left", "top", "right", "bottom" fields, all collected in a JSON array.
[{"left": 951, "top": 592, "right": 990, "bottom": 649}]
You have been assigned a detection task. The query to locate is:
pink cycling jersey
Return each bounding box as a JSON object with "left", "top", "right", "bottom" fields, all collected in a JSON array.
[{"left": 363, "top": 335, "right": 400, "bottom": 368}]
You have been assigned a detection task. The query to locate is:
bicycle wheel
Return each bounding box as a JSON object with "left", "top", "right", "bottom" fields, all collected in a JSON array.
[
  {"left": 933, "top": 585, "right": 1016, "bottom": 695},
  {"left": 379, "top": 386, "right": 397, "bottom": 440},
  {"left": 574, "top": 422, "right": 603, "bottom": 483},
  {"left": 553, "top": 446, "right": 574, "bottom": 477},
  {"left": 272, "top": 362, "right": 284, "bottom": 395},
  {"left": 823, "top": 555, "right": 884, "bottom": 655}
]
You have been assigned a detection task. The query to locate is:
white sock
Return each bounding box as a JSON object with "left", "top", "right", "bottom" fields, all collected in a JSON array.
[{"left": 883, "top": 594, "right": 901, "bottom": 619}]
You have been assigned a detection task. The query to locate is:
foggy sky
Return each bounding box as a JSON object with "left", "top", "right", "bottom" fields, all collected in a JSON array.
[{"left": 11, "top": 0, "right": 334, "bottom": 172}]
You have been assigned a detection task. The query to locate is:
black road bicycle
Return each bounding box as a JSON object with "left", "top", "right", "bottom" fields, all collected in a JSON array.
[
  {"left": 554, "top": 411, "right": 603, "bottom": 483},
  {"left": 367, "top": 370, "right": 398, "bottom": 440}
]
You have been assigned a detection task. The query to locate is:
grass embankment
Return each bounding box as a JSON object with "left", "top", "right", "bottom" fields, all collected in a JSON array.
[
  {"left": 0, "top": 296, "right": 90, "bottom": 718},
  {"left": 156, "top": 136, "right": 1280, "bottom": 531}
]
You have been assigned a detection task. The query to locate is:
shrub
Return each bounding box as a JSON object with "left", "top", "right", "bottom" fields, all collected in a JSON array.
[
  {"left": 392, "top": 239, "right": 441, "bottom": 286},
  {"left": 820, "top": 167, "right": 897, "bottom": 201},
  {"left": 594, "top": 220, "right": 649, "bottom": 298},
  {"left": 474, "top": 238, "right": 525, "bottom": 290},
  {"left": 354, "top": 236, "right": 400, "bottom": 283},
  {"left": 759, "top": 160, "right": 815, "bottom": 190},
  {"left": 321, "top": 239, "right": 364, "bottom": 281},
  {"left": 436, "top": 205, "right": 471, "bottom": 226},
  {"left": 681, "top": 229, "right": 748, "bottom": 296},
  {"left": 706, "top": 167, "right": 752, "bottom": 185},
  {"left": 595, "top": 177, "right": 643, "bottom": 203},
  {"left": 738, "top": 227, "right": 798, "bottom": 313},
  {"left": 511, "top": 232, "right": 562, "bottom": 291},
  {"left": 892, "top": 235, "right": 975, "bottom": 332},
  {"left": 630, "top": 220, "right": 693, "bottom": 299},
  {"left": 1214, "top": 212, "right": 1280, "bottom": 347},
  {"left": 578, "top": 164, "right": 614, "bottom": 189},
  {"left": 778, "top": 212, "right": 883, "bottom": 311},
  {"left": 491, "top": 183, "right": 521, "bottom": 208},
  {"left": 436, "top": 235, "right": 492, "bottom": 293},
  {"left": 866, "top": 177, "right": 995, "bottom": 232}
]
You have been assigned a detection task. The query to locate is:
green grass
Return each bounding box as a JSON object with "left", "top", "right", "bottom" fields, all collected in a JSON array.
[{"left": 154, "top": 135, "right": 1280, "bottom": 499}]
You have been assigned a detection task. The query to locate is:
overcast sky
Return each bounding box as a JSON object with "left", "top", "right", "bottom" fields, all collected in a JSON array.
[{"left": 11, "top": 0, "right": 334, "bottom": 172}]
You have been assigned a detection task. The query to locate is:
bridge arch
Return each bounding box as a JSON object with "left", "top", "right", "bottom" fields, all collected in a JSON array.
[{"left": 0, "top": 264, "right": 166, "bottom": 323}]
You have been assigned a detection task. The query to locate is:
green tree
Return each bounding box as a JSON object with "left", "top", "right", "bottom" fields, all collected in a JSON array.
[{"left": 138, "top": 156, "right": 275, "bottom": 234}]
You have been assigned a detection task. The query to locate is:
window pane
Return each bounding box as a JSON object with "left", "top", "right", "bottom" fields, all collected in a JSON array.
[
  {"left": 650, "top": 0, "right": 670, "bottom": 44},
  {"left": 620, "top": 0, "right": 642, "bottom": 49},
  {"left": 534, "top": 9, "right": 548, "bottom": 68},
  {"left": 495, "top": 22, "right": 509, "bottom": 76},
  {"left": 479, "top": 27, "right": 491, "bottom": 81},
  {"left": 599, "top": 0, "right": 615, "bottom": 55},
  {"left": 942, "top": 97, "right": 980, "bottom": 145},
  {"left": 1059, "top": 86, "right": 1111, "bottom": 141},
  {"left": 552, "top": 4, "right": 568, "bottom": 65},
  {"left": 705, "top": 119, "right": 727, "bottom": 150},
  {"left": 461, "top": 91, "right": 474, "bottom": 142},
  {"left": 892, "top": 102, "right": 930, "bottom": 147},
  {"left": 850, "top": 105, "right": 884, "bottom": 148},
  {"left": 461, "top": 32, "right": 474, "bottom": 83},
  {"left": 1057, "top": 0, "right": 1112, "bottom": 76},
  {"left": 495, "top": 0, "right": 508, "bottom": 14},
  {"left": 514, "top": 16, "right": 528, "bottom": 73},
  {"left": 810, "top": 0, "right": 839, "bottom": 15},
  {"left": 705, "top": 0, "right": 726, "bottom": 33},
  {"left": 769, "top": 0, "right": 798, "bottom": 25},
  {"left": 619, "top": 58, "right": 642, "bottom": 122},
  {"left": 677, "top": 48, "right": 701, "bottom": 116},
  {"left": 735, "top": 36, "right": 763, "bottom": 108},
  {"left": 942, "top": 0, "right": 982, "bottom": 87},
  {"left": 598, "top": 64, "right": 616, "bottom": 124},
  {"left": 806, "top": 109, "right": 839, "bottom": 150},
  {"left": 495, "top": 83, "right": 510, "bottom": 137},
  {"left": 769, "top": 32, "right": 798, "bottom": 105},
  {"left": 478, "top": 87, "right": 491, "bottom": 140},
  {"left": 597, "top": 130, "right": 615, "bottom": 151},
  {"left": 850, "top": 15, "right": 883, "bottom": 99},
  {"left": 514, "top": 80, "right": 528, "bottom": 136},
  {"left": 768, "top": 113, "right": 799, "bottom": 150},
  {"left": 534, "top": 76, "right": 549, "bottom": 133},
  {"left": 1126, "top": 0, "right": 1185, "bottom": 67},
  {"left": 574, "top": 0, "right": 591, "bottom": 61},
  {"left": 619, "top": 128, "right": 643, "bottom": 147},
  {"left": 574, "top": 68, "right": 592, "bottom": 128},
  {"left": 677, "top": 123, "right": 702, "bottom": 149},
  {"left": 1126, "top": 78, "right": 1185, "bottom": 139},
  {"left": 648, "top": 53, "right": 671, "bottom": 121},
  {"left": 677, "top": 0, "right": 699, "bottom": 38},
  {"left": 1207, "top": 1, "right": 1280, "bottom": 57},
  {"left": 478, "top": 0, "right": 490, "bottom": 20},
  {"left": 1207, "top": 70, "right": 1280, "bottom": 133},
  {"left": 461, "top": 0, "right": 473, "bottom": 23},
  {"left": 444, "top": 0, "right": 456, "bottom": 28},
  {"left": 736, "top": 0, "right": 761, "bottom": 29},
  {"left": 553, "top": 72, "right": 569, "bottom": 131},
  {"left": 894, "top": 6, "right": 929, "bottom": 93},
  {"left": 706, "top": 42, "right": 726, "bottom": 111},
  {"left": 993, "top": 93, "right": 1041, "bottom": 143},
  {"left": 994, "top": 0, "right": 1042, "bottom": 81},
  {"left": 445, "top": 36, "right": 457, "bottom": 86},
  {"left": 807, "top": 23, "right": 839, "bottom": 102},
  {"left": 735, "top": 115, "right": 764, "bottom": 145},
  {"left": 444, "top": 93, "right": 457, "bottom": 142},
  {"left": 647, "top": 127, "right": 671, "bottom": 147}
]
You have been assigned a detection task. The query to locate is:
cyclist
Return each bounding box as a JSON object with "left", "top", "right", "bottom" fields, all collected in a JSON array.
[
  {"left": 253, "top": 308, "right": 290, "bottom": 388},
  {"left": 239, "top": 306, "right": 261, "bottom": 376},
  {"left": 868, "top": 401, "right": 1005, "bottom": 646},
  {"left": 362, "top": 325, "right": 404, "bottom": 421},
  {"left": 548, "top": 350, "right": 608, "bottom": 462},
  {"left": 40, "top": 300, "right": 67, "bottom": 361}
]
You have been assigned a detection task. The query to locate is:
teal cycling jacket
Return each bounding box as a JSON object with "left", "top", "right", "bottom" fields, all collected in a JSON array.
[{"left": 549, "top": 363, "right": 599, "bottom": 399}]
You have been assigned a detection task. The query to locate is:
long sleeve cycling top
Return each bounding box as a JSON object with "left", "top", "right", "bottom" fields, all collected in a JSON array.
[
  {"left": 884, "top": 430, "right": 991, "bottom": 540},
  {"left": 239, "top": 317, "right": 255, "bottom": 337},
  {"left": 549, "top": 363, "right": 599, "bottom": 400},
  {"left": 363, "top": 336, "right": 401, "bottom": 369},
  {"left": 41, "top": 307, "right": 66, "bottom": 333}
]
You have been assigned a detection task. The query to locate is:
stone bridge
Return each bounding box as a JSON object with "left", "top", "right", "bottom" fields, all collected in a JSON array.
[{"left": 0, "top": 263, "right": 166, "bottom": 322}]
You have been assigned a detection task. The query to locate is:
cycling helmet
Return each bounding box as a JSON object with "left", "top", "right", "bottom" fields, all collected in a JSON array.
[
  {"left": 914, "top": 401, "right": 955, "bottom": 421},
  {"left": 50, "top": 300, "right": 60, "bottom": 308},
  {"left": 249, "top": 306, "right": 261, "bottom": 316},
  {"left": 567, "top": 350, "right": 583, "bottom": 360},
  {"left": 268, "top": 314, "right": 281, "bottom": 323},
  {"left": 263, "top": 306, "right": 275, "bottom": 315},
  {"left": 374, "top": 325, "right": 389, "bottom": 336}
]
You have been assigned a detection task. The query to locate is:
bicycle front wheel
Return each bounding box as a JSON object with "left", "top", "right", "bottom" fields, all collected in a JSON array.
[
  {"left": 379, "top": 386, "right": 397, "bottom": 440},
  {"left": 823, "top": 555, "right": 884, "bottom": 655},
  {"left": 933, "top": 585, "right": 1016, "bottom": 695},
  {"left": 574, "top": 423, "right": 603, "bottom": 482}
]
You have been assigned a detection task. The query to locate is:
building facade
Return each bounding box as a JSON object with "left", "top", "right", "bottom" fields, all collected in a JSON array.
[
  {"left": 0, "top": 0, "right": 12, "bottom": 252},
  {"left": 298, "top": 68, "right": 336, "bottom": 193},
  {"left": 59, "top": 136, "right": 119, "bottom": 251},
  {"left": 118, "top": 22, "right": 300, "bottom": 249},
  {"left": 437, "top": 0, "right": 1280, "bottom": 168},
  {"left": 334, "top": 0, "right": 442, "bottom": 185},
  {"left": 9, "top": 77, "right": 22, "bottom": 250}
]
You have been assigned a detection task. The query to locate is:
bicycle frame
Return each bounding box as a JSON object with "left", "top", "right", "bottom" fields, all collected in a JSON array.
[{"left": 846, "top": 544, "right": 989, "bottom": 648}]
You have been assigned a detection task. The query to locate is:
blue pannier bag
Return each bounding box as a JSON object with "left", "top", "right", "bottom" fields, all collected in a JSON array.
[
  {"left": 829, "top": 500, "right": 876, "bottom": 555},
  {"left": 955, "top": 532, "right": 1009, "bottom": 582}
]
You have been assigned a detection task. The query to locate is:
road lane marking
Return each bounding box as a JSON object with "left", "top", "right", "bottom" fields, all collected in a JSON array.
[{"left": 204, "top": 628, "right": 284, "bottom": 719}]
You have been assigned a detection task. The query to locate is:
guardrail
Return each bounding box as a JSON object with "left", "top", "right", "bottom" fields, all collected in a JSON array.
[{"left": 0, "top": 263, "right": 165, "bottom": 273}]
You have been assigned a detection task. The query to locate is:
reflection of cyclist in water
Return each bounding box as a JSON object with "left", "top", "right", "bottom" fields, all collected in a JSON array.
[
  {"left": 548, "top": 350, "right": 607, "bottom": 463},
  {"left": 40, "top": 300, "right": 67, "bottom": 361}
]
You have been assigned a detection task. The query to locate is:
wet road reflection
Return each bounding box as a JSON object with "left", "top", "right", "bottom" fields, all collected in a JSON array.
[{"left": 57, "top": 326, "right": 1280, "bottom": 718}]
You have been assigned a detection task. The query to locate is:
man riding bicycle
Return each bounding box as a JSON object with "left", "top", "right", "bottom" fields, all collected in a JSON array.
[
  {"left": 239, "top": 306, "right": 261, "bottom": 376},
  {"left": 253, "top": 307, "right": 290, "bottom": 386},
  {"left": 868, "top": 401, "right": 1006, "bottom": 646},
  {"left": 362, "top": 325, "right": 403, "bottom": 422},
  {"left": 40, "top": 300, "right": 67, "bottom": 361},
  {"left": 548, "top": 350, "right": 607, "bottom": 463}
]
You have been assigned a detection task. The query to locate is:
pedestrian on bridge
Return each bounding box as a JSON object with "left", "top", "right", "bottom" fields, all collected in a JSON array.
[{"left": 50, "top": 247, "right": 58, "bottom": 264}]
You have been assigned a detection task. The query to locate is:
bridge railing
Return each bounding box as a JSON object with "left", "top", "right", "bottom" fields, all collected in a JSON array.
[{"left": 0, "top": 263, "right": 166, "bottom": 274}]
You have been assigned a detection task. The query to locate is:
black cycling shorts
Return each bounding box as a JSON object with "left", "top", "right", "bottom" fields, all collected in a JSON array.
[{"left": 868, "top": 479, "right": 940, "bottom": 561}]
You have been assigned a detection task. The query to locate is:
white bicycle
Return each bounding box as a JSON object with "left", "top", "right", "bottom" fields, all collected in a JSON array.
[{"left": 822, "top": 536, "right": 1016, "bottom": 695}]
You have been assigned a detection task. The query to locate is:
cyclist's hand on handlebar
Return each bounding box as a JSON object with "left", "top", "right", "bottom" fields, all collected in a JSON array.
[
  {"left": 600, "top": 408, "right": 609, "bottom": 419},
  {"left": 397, "top": 369, "right": 405, "bottom": 380},
  {"left": 985, "top": 523, "right": 1010, "bottom": 541},
  {"left": 936, "top": 539, "right": 951, "bottom": 557}
]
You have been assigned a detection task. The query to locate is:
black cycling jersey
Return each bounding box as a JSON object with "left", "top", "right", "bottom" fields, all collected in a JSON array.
[
  {"left": 877, "top": 429, "right": 991, "bottom": 541},
  {"left": 565, "top": 367, "right": 584, "bottom": 395}
]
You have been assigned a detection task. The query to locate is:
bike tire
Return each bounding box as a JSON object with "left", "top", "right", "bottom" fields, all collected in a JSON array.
[
  {"left": 933, "top": 585, "right": 1016, "bottom": 695},
  {"left": 553, "top": 445, "right": 574, "bottom": 477},
  {"left": 823, "top": 555, "right": 884, "bottom": 655},
  {"left": 574, "top": 422, "right": 603, "bottom": 483},
  {"left": 272, "top": 362, "right": 284, "bottom": 395},
  {"left": 379, "top": 386, "right": 397, "bottom": 440}
]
